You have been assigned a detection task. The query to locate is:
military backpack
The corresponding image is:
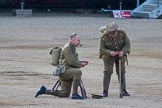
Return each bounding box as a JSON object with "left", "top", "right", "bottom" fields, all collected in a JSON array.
[{"left": 49, "top": 47, "right": 62, "bottom": 66}]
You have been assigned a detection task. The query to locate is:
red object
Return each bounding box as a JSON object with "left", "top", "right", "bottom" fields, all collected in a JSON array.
[
  {"left": 120, "top": 11, "right": 131, "bottom": 18},
  {"left": 113, "top": 10, "right": 131, "bottom": 18}
]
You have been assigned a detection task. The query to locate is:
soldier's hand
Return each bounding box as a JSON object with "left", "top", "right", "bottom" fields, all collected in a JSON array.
[
  {"left": 80, "top": 61, "right": 88, "bottom": 67},
  {"left": 118, "top": 51, "right": 124, "bottom": 57},
  {"left": 84, "top": 61, "right": 88, "bottom": 65},
  {"left": 110, "top": 51, "right": 117, "bottom": 56}
]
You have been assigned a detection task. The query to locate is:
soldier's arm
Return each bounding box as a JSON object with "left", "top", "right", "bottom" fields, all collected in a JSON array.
[
  {"left": 122, "top": 31, "right": 131, "bottom": 54},
  {"left": 99, "top": 37, "right": 111, "bottom": 55}
]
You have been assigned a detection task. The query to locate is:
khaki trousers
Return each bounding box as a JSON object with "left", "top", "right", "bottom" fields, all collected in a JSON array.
[
  {"left": 102, "top": 55, "right": 126, "bottom": 91},
  {"left": 59, "top": 68, "right": 82, "bottom": 96}
]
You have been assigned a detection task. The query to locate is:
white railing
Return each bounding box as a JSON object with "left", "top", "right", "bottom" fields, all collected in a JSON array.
[{"left": 132, "top": 0, "right": 162, "bottom": 18}]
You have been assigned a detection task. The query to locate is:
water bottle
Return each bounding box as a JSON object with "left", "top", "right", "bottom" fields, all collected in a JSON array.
[{"left": 53, "top": 65, "right": 60, "bottom": 76}]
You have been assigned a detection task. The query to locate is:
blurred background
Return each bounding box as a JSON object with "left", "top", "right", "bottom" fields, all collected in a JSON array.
[{"left": 0, "top": 0, "right": 146, "bottom": 11}]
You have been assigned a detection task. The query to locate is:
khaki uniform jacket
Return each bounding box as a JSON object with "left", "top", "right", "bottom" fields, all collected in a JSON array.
[
  {"left": 60, "top": 42, "right": 81, "bottom": 69},
  {"left": 99, "top": 28, "right": 130, "bottom": 58}
]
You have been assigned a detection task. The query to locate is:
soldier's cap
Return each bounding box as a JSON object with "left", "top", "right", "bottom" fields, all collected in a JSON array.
[
  {"left": 91, "top": 94, "right": 103, "bottom": 99},
  {"left": 106, "top": 22, "right": 118, "bottom": 32}
]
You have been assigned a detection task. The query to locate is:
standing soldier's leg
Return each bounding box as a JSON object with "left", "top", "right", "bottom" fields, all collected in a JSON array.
[
  {"left": 102, "top": 55, "right": 115, "bottom": 97},
  {"left": 103, "top": 71, "right": 111, "bottom": 97}
]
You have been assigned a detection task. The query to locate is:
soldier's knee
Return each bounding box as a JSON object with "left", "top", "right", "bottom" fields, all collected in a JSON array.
[
  {"left": 76, "top": 70, "right": 82, "bottom": 76},
  {"left": 73, "top": 70, "right": 82, "bottom": 79},
  {"left": 116, "top": 71, "right": 125, "bottom": 76},
  {"left": 57, "top": 90, "right": 70, "bottom": 97},
  {"left": 62, "top": 92, "right": 70, "bottom": 97},
  {"left": 103, "top": 71, "right": 112, "bottom": 75}
]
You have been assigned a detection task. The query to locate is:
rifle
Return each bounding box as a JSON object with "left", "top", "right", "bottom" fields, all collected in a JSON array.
[
  {"left": 52, "top": 80, "right": 61, "bottom": 92},
  {"left": 79, "top": 80, "right": 87, "bottom": 99}
]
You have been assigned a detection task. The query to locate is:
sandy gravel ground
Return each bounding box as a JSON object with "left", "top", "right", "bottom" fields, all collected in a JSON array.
[{"left": 0, "top": 13, "right": 162, "bottom": 108}]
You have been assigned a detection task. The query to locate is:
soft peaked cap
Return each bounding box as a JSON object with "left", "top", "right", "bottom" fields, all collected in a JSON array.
[{"left": 106, "top": 22, "right": 118, "bottom": 32}]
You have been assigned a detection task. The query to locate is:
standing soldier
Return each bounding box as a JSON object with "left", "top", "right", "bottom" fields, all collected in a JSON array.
[
  {"left": 99, "top": 22, "right": 131, "bottom": 97},
  {"left": 35, "top": 33, "right": 88, "bottom": 99}
]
